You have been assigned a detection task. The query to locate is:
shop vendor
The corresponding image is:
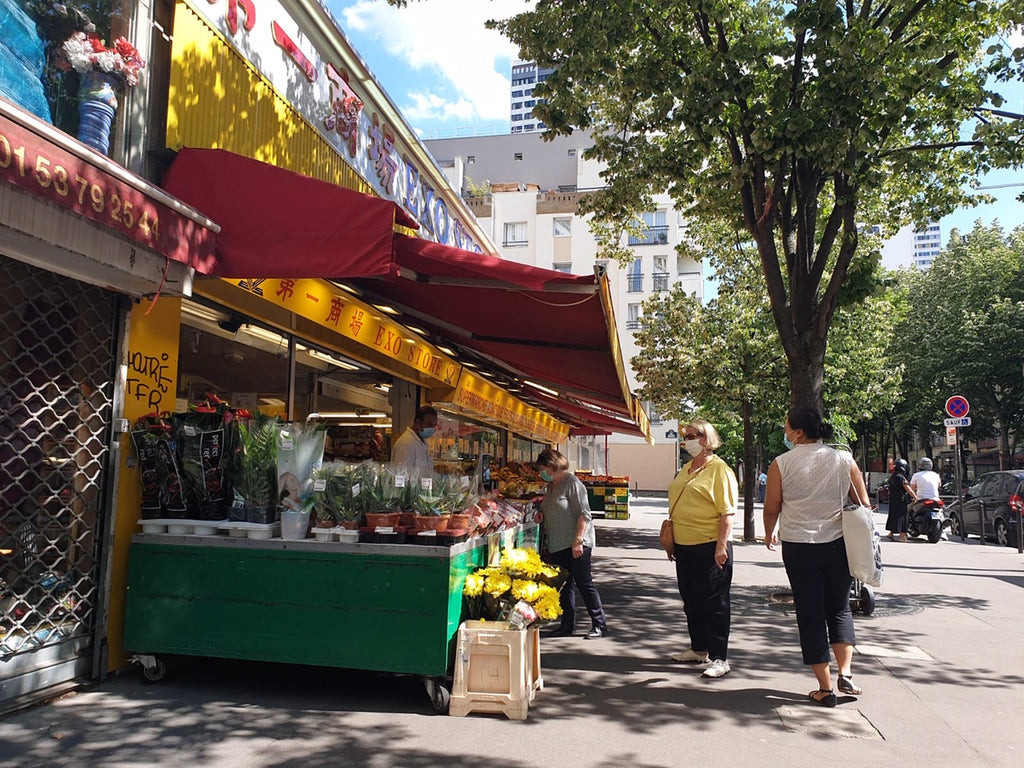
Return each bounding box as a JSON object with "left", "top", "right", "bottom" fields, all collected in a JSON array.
[{"left": 391, "top": 405, "right": 437, "bottom": 477}]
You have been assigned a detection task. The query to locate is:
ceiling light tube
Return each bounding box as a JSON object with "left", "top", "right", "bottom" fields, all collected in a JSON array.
[{"left": 524, "top": 380, "right": 559, "bottom": 397}]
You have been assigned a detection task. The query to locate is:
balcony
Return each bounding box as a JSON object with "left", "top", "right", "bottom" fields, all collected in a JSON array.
[
  {"left": 625, "top": 319, "right": 642, "bottom": 330},
  {"left": 628, "top": 225, "right": 669, "bottom": 246},
  {"left": 626, "top": 274, "right": 644, "bottom": 293},
  {"left": 652, "top": 272, "right": 670, "bottom": 291},
  {"left": 503, "top": 238, "right": 529, "bottom": 248}
]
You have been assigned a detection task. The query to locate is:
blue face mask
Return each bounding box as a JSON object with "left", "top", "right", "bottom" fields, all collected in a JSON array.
[
  {"left": 419, "top": 427, "right": 435, "bottom": 439},
  {"left": 539, "top": 470, "right": 554, "bottom": 482},
  {"left": 783, "top": 430, "right": 794, "bottom": 451}
]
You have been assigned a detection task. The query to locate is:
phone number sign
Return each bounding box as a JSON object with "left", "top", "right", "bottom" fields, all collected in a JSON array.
[{"left": 1, "top": 112, "right": 215, "bottom": 273}]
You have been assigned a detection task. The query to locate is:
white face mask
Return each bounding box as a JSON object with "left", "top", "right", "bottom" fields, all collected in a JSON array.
[{"left": 683, "top": 438, "right": 704, "bottom": 456}]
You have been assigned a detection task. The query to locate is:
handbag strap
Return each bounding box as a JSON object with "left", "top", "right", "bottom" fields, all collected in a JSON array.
[{"left": 666, "top": 488, "right": 685, "bottom": 521}]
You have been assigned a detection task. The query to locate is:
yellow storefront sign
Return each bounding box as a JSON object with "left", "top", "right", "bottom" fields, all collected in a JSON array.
[
  {"left": 448, "top": 369, "right": 569, "bottom": 444},
  {"left": 202, "top": 277, "right": 461, "bottom": 388}
]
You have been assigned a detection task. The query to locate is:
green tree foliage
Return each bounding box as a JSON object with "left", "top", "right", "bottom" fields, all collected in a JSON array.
[
  {"left": 632, "top": 227, "right": 902, "bottom": 535},
  {"left": 483, "top": 0, "right": 1024, "bottom": 409},
  {"left": 893, "top": 222, "right": 1024, "bottom": 467}
]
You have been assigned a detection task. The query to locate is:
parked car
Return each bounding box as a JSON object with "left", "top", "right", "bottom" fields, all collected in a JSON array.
[{"left": 946, "top": 470, "right": 1024, "bottom": 547}]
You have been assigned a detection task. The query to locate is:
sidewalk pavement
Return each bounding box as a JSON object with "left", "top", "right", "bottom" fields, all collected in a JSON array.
[{"left": 1, "top": 497, "right": 1022, "bottom": 768}]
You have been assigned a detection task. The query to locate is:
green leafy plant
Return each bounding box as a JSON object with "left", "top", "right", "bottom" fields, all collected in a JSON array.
[{"left": 233, "top": 415, "right": 278, "bottom": 509}]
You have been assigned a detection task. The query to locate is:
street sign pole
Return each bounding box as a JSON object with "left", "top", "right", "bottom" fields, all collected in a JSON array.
[{"left": 954, "top": 428, "right": 966, "bottom": 542}]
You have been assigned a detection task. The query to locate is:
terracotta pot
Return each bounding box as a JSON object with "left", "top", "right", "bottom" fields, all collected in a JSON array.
[
  {"left": 397, "top": 511, "right": 417, "bottom": 528},
  {"left": 337, "top": 520, "right": 360, "bottom": 530},
  {"left": 315, "top": 517, "right": 337, "bottom": 529},
  {"left": 448, "top": 513, "right": 471, "bottom": 529},
  {"left": 413, "top": 514, "right": 450, "bottom": 532},
  {"left": 365, "top": 511, "right": 401, "bottom": 528}
]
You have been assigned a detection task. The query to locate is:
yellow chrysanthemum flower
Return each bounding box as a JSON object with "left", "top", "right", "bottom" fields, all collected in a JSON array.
[
  {"left": 463, "top": 572, "right": 485, "bottom": 597},
  {"left": 484, "top": 572, "right": 512, "bottom": 597},
  {"left": 534, "top": 590, "right": 562, "bottom": 620},
  {"left": 511, "top": 579, "right": 541, "bottom": 602}
]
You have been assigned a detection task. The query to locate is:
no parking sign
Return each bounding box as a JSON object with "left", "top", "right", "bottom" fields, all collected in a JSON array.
[{"left": 945, "top": 395, "right": 970, "bottom": 419}]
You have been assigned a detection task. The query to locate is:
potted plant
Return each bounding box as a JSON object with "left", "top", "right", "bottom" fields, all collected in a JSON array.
[
  {"left": 230, "top": 414, "right": 278, "bottom": 524},
  {"left": 359, "top": 462, "right": 400, "bottom": 528},
  {"left": 56, "top": 29, "right": 144, "bottom": 154},
  {"left": 411, "top": 473, "right": 450, "bottom": 532}
]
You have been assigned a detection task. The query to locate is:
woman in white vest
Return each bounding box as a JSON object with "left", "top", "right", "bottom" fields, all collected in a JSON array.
[{"left": 763, "top": 405, "right": 871, "bottom": 708}]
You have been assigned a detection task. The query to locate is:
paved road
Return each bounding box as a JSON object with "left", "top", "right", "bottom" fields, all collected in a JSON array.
[{"left": 1, "top": 497, "right": 1022, "bottom": 768}]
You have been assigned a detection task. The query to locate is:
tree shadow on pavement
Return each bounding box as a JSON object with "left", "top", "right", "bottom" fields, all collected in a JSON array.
[{"left": 1, "top": 521, "right": 1021, "bottom": 767}]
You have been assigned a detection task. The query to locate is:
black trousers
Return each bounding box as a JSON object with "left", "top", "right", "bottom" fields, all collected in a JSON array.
[
  {"left": 547, "top": 546, "right": 607, "bottom": 632},
  {"left": 781, "top": 538, "right": 856, "bottom": 665},
  {"left": 674, "top": 540, "right": 733, "bottom": 661}
]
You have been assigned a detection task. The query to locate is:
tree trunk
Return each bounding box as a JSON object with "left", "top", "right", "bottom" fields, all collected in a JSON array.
[
  {"left": 786, "top": 343, "right": 826, "bottom": 411},
  {"left": 742, "top": 397, "right": 756, "bottom": 541}
]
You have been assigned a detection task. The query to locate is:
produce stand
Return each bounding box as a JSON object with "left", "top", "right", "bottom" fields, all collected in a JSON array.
[
  {"left": 123, "top": 523, "right": 538, "bottom": 713},
  {"left": 581, "top": 475, "right": 631, "bottom": 520}
]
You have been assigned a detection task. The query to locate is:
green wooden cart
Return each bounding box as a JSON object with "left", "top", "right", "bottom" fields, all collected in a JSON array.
[{"left": 123, "top": 525, "right": 538, "bottom": 712}]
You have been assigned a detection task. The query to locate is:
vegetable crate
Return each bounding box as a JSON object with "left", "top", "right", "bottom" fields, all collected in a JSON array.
[{"left": 449, "top": 620, "right": 542, "bottom": 720}]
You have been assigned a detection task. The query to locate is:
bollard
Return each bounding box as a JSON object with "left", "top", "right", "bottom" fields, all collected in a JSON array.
[{"left": 979, "top": 499, "right": 986, "bottom": 546}]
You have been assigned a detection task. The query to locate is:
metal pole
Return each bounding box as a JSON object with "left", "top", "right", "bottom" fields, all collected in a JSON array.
[
  {"left": 955, "top": 429, "right": 966, "bottom": 542},
  {"left": 1018, "top": 498, "right": 1023, "bottom": 554},
  {"left": 979, "top": 499, "right": 986, "bottom": 546}
]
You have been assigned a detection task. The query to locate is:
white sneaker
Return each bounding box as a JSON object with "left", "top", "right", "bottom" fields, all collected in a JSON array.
[
  {"left": 670, "top": 649, "right": 709, "bottom": 663},
  {"left": 701, "top": 659, "right": 731, "bottom": 678}
]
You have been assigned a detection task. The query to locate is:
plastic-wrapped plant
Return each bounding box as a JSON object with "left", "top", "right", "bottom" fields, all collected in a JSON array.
[
  {"left": 313, "top": 462, "right": 359, "bottom": 525},
  {"left": 436, "top": 473, "right": 475, "bottom": 515},
  {"left": 232, "top": 414, "right": 279, "bottom": 523},
  {"left": 374, "top": 465, "right": 402, "bottom": 512},
  {"left": 276, "top": 421, "right": 326, "bottom": 516},
  {"left": 412, "top": 473, "right": 446, "bottom": 516}
]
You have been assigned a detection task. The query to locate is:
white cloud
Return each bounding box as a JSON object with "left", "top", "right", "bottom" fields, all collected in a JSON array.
[{"left": 334, "top": 0, "right": 532, "bottom": 124}]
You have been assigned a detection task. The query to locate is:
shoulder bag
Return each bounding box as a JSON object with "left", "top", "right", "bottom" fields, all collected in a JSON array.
[
  {"left": 835, "top": 452, "right": 883, "bottom": 587},
  {"left": 659, "top": 492, "right": 685, "bottom": 554}
]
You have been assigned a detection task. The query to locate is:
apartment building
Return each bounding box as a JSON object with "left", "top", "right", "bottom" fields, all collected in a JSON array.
[
  {"left": 509, "top": 59, "right": 554, "bottom": 134},
  {"left": 425, "top": 132, "right": 704, "bottom": 492}
]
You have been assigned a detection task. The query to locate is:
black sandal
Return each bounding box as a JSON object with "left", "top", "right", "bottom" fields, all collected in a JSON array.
[
  {"left": 809, "top": 689, "right": 837, "bottom": 708},
  {"left": 838, "top": 675, "right": 862, "bottom": 695}
]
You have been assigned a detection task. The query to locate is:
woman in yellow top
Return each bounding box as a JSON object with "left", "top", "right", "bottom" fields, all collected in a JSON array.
[{"left": 666, "top": 419, "right": 738, "bottom": 679}]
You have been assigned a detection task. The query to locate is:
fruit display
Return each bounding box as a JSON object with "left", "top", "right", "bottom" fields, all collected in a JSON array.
[{"left": 492, "top": 461, "right": 544, "bottom": 499}]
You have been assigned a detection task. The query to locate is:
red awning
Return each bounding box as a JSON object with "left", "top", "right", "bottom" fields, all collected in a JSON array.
[
  {"left": 161, "top": 148, "right": 418, "bottom": 278},
  {"left": 350, "top": 234, "right": 638, "bottom": 423},
  {"left": 519, "top": 389, "right": 650, "bottom": 440},
  {"left": 161, "top": 149, "right": 646, "bottom": 438}
]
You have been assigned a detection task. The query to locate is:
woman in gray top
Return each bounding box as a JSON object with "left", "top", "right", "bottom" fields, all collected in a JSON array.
[
  {"left": 534, "top": 448, "right": 608, "bottom": 639},
  {"left": 763, "top": 406, "right": 871, "bottom": 707}
]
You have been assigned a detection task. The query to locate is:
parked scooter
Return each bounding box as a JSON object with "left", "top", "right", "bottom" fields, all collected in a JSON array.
[{"left": 907, "top": 498, "right": 949, "bottom": 543}]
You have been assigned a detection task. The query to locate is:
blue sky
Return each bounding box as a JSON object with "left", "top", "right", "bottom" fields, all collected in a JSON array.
[{"left": 330, "top": 1, "right": 1023, "bottom": 240}]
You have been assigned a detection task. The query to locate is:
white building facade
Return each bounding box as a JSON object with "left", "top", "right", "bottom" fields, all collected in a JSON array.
[
  {"left": 880, "top": 222, "right": 942, "bottom": 270},
  {"left": 425, "top": 132, "right": 704, "bottom": 492}
]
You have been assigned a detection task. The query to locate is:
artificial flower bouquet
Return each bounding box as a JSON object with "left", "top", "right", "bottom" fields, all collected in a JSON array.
[
  {"left": 58, "top": 30, "right": 145, "bottom": 86},
  {"left": 462, "top": 547, "right": 565, "bottom": 629}
]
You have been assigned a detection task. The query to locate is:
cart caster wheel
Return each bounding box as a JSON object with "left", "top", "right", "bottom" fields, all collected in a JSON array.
[
  {"left": 424, "top": 677, "right": 450, "bottom": 714},
  {"left": 858, "top": 586, "right": 875, "bottom": 616},
  {"left": 134, "top": 655, "right": 166, "bottom": 684}
]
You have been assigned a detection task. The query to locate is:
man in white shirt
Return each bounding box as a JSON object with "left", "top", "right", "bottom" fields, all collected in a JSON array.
[
  {"left": 909, "top": 457, "right": 941, "bottom": 501},
  {"left": 390, "top": 405, "right": 438, "bottom": 478}
]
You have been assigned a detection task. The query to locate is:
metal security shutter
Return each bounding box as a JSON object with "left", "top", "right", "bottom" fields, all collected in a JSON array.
[{"left": 1, "top": 255, "right": 118, "bottom": 709}]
